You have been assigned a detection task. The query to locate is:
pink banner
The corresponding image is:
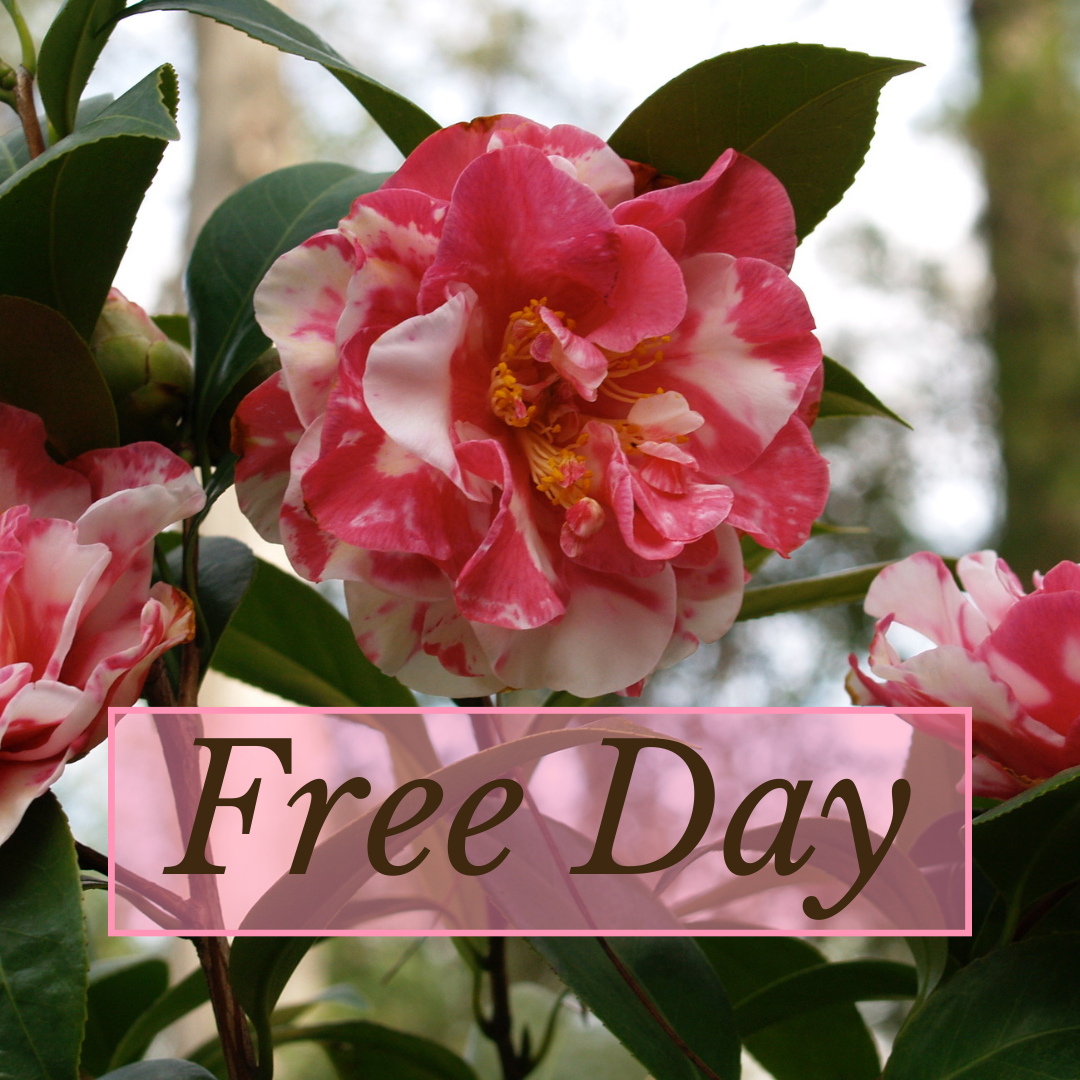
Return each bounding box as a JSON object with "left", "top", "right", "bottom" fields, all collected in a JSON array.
[{"left": 108, "top": 707, "right": 971, "bottom": 936}]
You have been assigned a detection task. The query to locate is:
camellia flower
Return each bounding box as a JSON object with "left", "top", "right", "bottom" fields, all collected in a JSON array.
[
  {"left": 234, "top": 115, "right": 828, "bottom": 697},
  {"left": 848, "top": 550, "right": 1080, "bottom": 798},
  {"left": 0, "top": 404, "right": 204, "bottom": 843}
]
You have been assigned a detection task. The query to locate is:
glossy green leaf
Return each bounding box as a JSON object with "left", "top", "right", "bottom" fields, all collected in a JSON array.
[
  {"left": 0, "top": 294, "right": 118, "bottom": 457},
  {"left": 905, "top": 937, "right": 948, "bottom": 1014},
  {"left": 697, "top": 939, "right": 880, "bottom": 1080},
  {"left": 609, "top": 45, "right": 921, "bottom": 240},
  {"left": 734, "top": 959, "right": 915, "bottom": 1035},
  {"left": 210, "top": 556, "right": 416, "bottom": 707},
  {"left": 37, "top": 0, "right": 126, "bottom": 137},
  {"left": 819, "top": 356, "right": 910, "bottom": 426},
  {"left": 122, "top": 0, "right": 438, "bottom": 155},
  {"left": 229, "top": 937, "right": 319, "bottom": 1079},
  {"left": 166, "top": 535, "right": 256, "bottom": 671},
  {"left": 100, "top": 1062, "right": 217, "bottom": 1080},
  {"left": 0, "top": 65, "right": 178, "bottom": 339},
  {"left": 531, "top": 937, "right": 740, "bottom": 1080},
  {"left": 972, "top": 765, "right": 1080, "bottom": 925},
  {"left": 182, "top": 162, "right": 384, "bottom": 452},
  {"left": 884, "top": 933, "right": 1080, "bottom": 1079},
  {"left": 109, "top": 969, "right": 210, "bottom": 1070},
  {"left": 83, "top": 957, "right": 170, "bottom": 1077},
  {"left": 542, "top": 691, "right": 624, "bottom": 708},
  {"left": 737, "top": 561, "right": 893, "bottom": 620},
  {"left": 274, "top": 1020, "right": 480, "bottom": 1080},
  {"left": 152, "top": 313, "right": 191, "bottom": 348},
  {"left": 0, "top": 93, "right": 112, "bottom": 182},
  {"left": 0, "top": 794, "right": 87, "bottom": 1080}
]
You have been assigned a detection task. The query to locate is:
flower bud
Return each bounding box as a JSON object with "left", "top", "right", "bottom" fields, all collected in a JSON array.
[
  {"left": 0, "top": 59, "right": 16, "bottom": 93},
  {"left": 90, "top": 288, "right": 193, "bottom": 448}
]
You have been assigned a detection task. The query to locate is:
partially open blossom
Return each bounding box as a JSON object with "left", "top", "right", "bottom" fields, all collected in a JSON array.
[
  {"left": 0, "top": 404, "right": 204, "bottom": 843},
  {"left": 234, "top": 115, "right": 828, "bottom": 697},
  {"left": 848, "top": 550, "right": 1080, "bottom": 798}
]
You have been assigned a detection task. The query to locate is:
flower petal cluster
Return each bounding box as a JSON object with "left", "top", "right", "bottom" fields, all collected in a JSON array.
[
  {"left": 235, "top": 115, "right": 827, "bottom": 697},
  {"left": 0, "top": 404, "right": 204, "bottom": 842},
  {"left": 848, "top": 550, "right": 1080, "bottom": 798}
]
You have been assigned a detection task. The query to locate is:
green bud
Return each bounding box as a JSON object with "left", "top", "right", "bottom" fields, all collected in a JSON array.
[
  {"left": 90, "top": 289, "right": 193, "bottom": 448},
  {"left": 0, "top": 58, "right": 16, "bottom": 92}
]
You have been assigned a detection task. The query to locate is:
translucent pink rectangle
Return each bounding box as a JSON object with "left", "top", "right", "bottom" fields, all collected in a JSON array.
[{"left": 107, "top": 706, "right": 971, "bottom": 936}]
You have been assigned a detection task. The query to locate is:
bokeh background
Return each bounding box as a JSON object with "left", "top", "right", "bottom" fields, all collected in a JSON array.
[{"left": 4, "top": 0, "right": 1074, "bottom": 1074}]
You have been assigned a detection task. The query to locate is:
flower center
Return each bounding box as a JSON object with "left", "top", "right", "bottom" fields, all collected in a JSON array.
[{"left": 488, "top": 298, "right": 673, "bottom": 508}]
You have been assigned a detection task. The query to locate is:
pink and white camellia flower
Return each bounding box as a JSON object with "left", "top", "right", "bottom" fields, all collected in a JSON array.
[
  {"left": 234, "top": 115, "right": 828, "bottom": 697},
  {"left": 848, "top": 550, "right": 1080, "bottom": 799},
  {"left": 0, "top": 404, "right": 204, "bottom": 843}
]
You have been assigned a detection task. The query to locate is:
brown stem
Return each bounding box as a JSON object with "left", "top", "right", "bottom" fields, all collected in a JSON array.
[
  {"left": 14, "top": 66, "right": 44, "bottom": 158},
  {"left": 76, "top": 840, "right": 196, "bottom": 925},
  {"left": 477, "top": 937, "right": 533, "bottom": 1080},
  {"left": 146, "top": 658, "right": 256, "bottom": 1078},
  {"left": 595, "top": 937, "right": 726, "bottom": 1080}
]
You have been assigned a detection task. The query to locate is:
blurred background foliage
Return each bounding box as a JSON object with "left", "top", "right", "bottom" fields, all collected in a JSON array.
[{"left": 6, "top": 0, "right": 1080, "bottom": 1074}]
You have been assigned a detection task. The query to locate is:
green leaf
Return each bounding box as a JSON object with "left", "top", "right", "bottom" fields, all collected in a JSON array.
[
  {"left": 229, "top": 937, "right": 319, "bottom": 1079},
  {"left": 37, "top": 0, "right": 127, "bottom": 138},
  {"left": 609, "top": 45, "right": 921, "bottom": 240},
  {"left": 697, "top": 939, "right": 881, "bottom": 1080},
  {"left": 972, "top": 765, "right": 1080, "bottom": 929},
  {"left": 274, "top": 1019, "right": 480, "bottom": 1080},
  {"left": 905, "top": 937, "right": 948, "bottom": 1014},
  {"left": 884, "top": 933, "right": 1080, "bottom": 1079},
  {"left": 210, "top": 557, "right": 416, "bottom": 707},
  {"left": 166, "top": 535, "right": 256, "bottom": 671},
  {"left": 734, "top": 959, "right": 916, "bottom": 1035},
  {"left": 737, "top": 561, "right": 893, "bottom": 620},
  {"left": 0, "top": 295, "right": 118, "bottom": 457},
  {"left": 122, "top": 0, "right": 438, "bottom": 155},
  {"left": 0, "top": 93, "right": 112, "bottom": 182},
  {"left": 0, "top": 65, "right": 179, "bottom": 339},
  {"left": 83, "top": 957, "right": 170, "bottom": 1077},
  {"left": 152, "top": 313, "right": 191, "bottom": 349},
  {"left": 542, "top": 691, "right": 624, "bottom": 708},
  {"left": 183, "top": 162, "right": 384, "bottom": 453},
  {"left": 109, "top": 969, "right": 210, "bottom": 1070},
  {"left": 819, "top": 356, "right": 910, "bottom": 426},
  {"left": 531, "top": 937, "right": 740, "bottom": 1080},
  {"left": 0, "top": 793, "right": 87, "bottom": 1080},
  {"left": 100, "top": 1062, "right": 217, "bottom": 1080}
]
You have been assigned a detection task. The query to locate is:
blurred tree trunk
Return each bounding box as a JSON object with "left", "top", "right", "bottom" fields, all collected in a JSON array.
[{"left": 968, "top": 0, "right": 1080, "bottom": 578}]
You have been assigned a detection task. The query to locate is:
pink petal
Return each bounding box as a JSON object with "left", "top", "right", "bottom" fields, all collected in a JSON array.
[
  {"left": 956, "top": 551, "right": 1026, "bottom": 630},
  {"left": 233, "top": 371, "right": 304, "bottom": 544},
  {"left": 662, "top": 253, "right": 821, "bottom": 477},
  {"left": 254, "top": 229, "right": 356, "bottom": 426},
  {"left": 584, "top": 224, "right": 686, "bottom": 353},
  {"left": 660, "top": 523, "right": 744, "bottom": 668},
  {"left": 613, "top": 149, "right": 796, "bottom": 270},
  {"left": 452, "top": 439, "right": 566, "bottom": 629},
  {"left": 1038, "top": 561, "right": 1080, "bottom": 594},
  {"left": 418, "top": 145, "right": 620, "bottom": 328},
  {"left": 531, "top": 310, "right": 609, "bottom": 400},
  {"left": 723, "top": 417, "right": 829, "bottom": 555},
  {"left": 363, "top": 288, "right": 476, "bottom": 491},
  {"left": 306, "top": 346, "right": 482, "bottom": 564},
  {"left": 473, "top": 561, "right": 678, "bottom": 696},
  {"left": 982, "top": 591, "right": 1080, "bottom": 736},
  {"left": 0, "top": 404, "right": 89, "bottom": 520},
  {"left": 0, "top": 753, "right": 67, "bottom": 845},
  {"left": 866, "top": 552, "right": 989, "bottom": 649},
  {"left": 343, "top": 580, "right": 503, "bottom": 697}
]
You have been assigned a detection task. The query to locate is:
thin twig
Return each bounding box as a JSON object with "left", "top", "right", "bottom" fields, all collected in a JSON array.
[
  {"left": 477, "top": 937, "right": 533, "bottom": 1080},
  {"left": 595, "top": 937, "right": 726, "bottom": 1080},
  {"left": 75, "top": 839, "right": 196, "bottom": 924},
  {"left": 14, "top": 66, "right": 43, "bottom": 158}
]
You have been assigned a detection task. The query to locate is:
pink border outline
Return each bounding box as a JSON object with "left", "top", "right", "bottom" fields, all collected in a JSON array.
[{"left": 107, "top": 705, "right": 973, "bottom": 938}]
